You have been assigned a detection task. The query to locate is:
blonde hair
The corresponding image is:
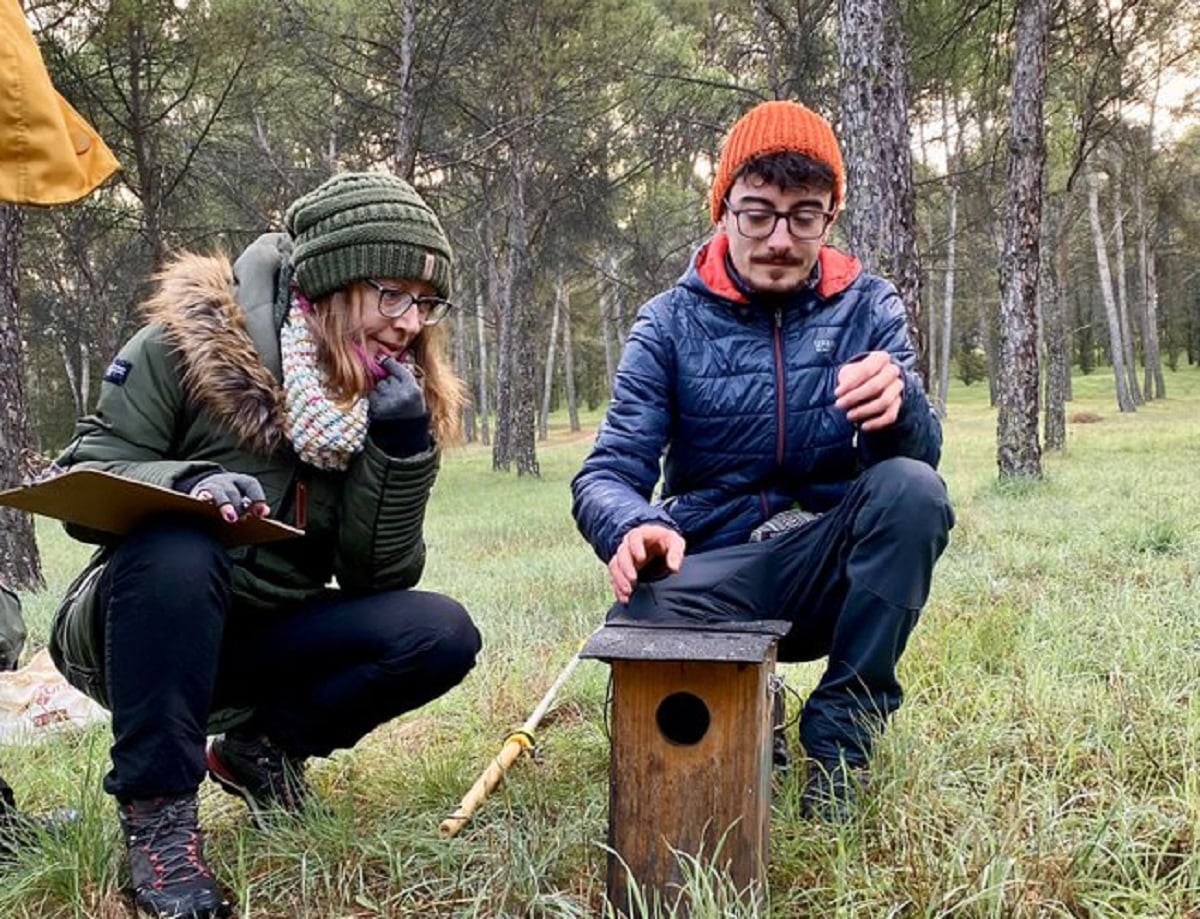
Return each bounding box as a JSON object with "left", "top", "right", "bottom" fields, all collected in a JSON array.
[{"left": 304, "top": 282, "right": 467, "bottom": 447}]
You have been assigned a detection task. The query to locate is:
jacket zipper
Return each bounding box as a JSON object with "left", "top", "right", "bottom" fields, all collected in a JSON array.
[
  {"left": 759, "top": 308, "right": 787, "bottom": 522},
  {"left": 773, "top": 307, "right": 786, "bottom": 466}
]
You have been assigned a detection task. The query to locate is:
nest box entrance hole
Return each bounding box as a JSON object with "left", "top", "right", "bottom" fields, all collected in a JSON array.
[{"left": 655, "top": 691, "right": 711, "bottom": 745}]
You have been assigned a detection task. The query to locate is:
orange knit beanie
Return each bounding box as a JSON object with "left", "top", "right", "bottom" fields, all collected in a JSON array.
[{"left": 709, "top": 100, "right": 846, "bottom": 223}]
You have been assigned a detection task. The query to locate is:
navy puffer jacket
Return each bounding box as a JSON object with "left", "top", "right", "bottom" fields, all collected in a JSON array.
[{"left": 571, "top": 234, "right": 942, "bottom": 563}]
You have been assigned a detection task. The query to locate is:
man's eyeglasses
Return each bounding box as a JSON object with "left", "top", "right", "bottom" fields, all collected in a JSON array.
[
  {"left": 365, "top": 279, "right": 453, "bottom": 325},
  {"left": 723, "top": 198, "right": 834, "bottom": 241}
]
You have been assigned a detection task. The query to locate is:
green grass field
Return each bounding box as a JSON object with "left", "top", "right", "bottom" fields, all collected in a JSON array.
[{"left": 4, "top": 365, "right": 1200, "bottom": 918}]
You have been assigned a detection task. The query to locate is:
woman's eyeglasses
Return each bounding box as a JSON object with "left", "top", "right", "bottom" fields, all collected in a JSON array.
[{"left": 365, "top": 279, "right": 453, "bottom": 325}]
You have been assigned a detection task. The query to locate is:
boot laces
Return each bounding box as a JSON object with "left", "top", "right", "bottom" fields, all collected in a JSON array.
[{"left": 126, "top": 798, "right": 214, "bottom": 889}]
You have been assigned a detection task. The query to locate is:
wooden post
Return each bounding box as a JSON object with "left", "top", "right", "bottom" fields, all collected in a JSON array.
[{"left": 581, "top": 621, "right": 789, "bottom": 917}]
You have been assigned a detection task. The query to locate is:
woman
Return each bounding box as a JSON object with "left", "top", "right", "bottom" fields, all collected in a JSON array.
[{"left": 50, "top": 172, "right": 482, "bottom": 919}]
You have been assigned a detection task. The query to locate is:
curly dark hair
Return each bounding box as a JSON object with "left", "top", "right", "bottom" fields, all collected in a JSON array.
[{"left": 736, "top": 151, "right": 836, "bottom": 197}]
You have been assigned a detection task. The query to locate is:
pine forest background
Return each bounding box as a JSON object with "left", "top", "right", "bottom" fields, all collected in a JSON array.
[{"left": 1, "top": 0, "right": 1199, "bottom": 590}]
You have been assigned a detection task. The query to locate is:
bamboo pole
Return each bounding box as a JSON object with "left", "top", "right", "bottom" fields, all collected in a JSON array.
[{"left": 439, "top": 651, "right": 583, "bottom": 838}]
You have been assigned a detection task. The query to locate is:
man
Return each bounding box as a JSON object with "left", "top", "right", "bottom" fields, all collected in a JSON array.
[{"left": 571, "top": 100, "right": 954, "bottom": 820}]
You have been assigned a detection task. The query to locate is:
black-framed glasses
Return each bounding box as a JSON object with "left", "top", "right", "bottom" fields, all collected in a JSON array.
[
  {"left": 365, "top": 279, "right": 453, "bottom": 325},
  {"left": 723, "top": 198, "right": 834, "bottom": 241}
]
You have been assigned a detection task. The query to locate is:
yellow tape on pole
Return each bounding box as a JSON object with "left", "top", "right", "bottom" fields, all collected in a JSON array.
[{"left": 439, "top": 647, "right": 586, "bottom": 839}]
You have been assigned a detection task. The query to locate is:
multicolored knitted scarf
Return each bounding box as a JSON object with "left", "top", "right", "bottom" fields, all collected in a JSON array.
[{"left": 280, "top": 300, "right": 368, "bottom": 470}]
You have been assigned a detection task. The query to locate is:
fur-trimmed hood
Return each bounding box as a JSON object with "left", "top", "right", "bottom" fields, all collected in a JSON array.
[{"left": 140, "top": 252, "right": 285, "bottom": 456}]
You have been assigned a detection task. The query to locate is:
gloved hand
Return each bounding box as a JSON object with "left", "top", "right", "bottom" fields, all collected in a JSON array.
[
  {"left": 369, "top": 357, "right": 426, "bottom": 422},
  {"left": 188, "top": 471, "right": 269, "bottom": 523},
  {"left": 368, "top": 357, "right": 431, "bottom": 456}
]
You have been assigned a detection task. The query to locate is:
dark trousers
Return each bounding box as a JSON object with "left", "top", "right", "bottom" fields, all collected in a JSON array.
[
  {"left": 777, "top": 457, "right": 952, "bottom": 765},
  {"left": 95, "top": 521, "right": 481, "bottom": 802},
  {"left": 617, "top": 458, "right": 953, "bottom": 766}
]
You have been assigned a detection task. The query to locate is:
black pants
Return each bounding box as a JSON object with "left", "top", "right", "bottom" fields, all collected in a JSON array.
[
  {"left": 95, "top": 521, "right": 481, "bottom": 802},
  {"left": 615, "top": 457, "right": 954, "bottom": 766}
]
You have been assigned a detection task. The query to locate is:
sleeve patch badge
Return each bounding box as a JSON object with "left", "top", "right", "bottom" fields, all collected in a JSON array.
[{"left": 103, "top": 358, "right": 132, "bottom": 385}]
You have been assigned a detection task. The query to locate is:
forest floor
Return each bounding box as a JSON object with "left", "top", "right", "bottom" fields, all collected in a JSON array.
[{"left": 5, "top": 365, "right": 1200, "bottom": 917}]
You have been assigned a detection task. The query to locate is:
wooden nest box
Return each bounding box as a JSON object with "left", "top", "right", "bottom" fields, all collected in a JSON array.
[{"left": 581, "top": 619, "right": 790, "bottom": 916}]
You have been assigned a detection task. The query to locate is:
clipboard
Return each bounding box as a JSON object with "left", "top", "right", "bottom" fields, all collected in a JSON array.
[{"left": 0, "top": 469, "right": 303, "bottom": 548}]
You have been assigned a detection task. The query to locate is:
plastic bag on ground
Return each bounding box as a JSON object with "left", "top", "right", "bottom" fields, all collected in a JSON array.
[{"left": 0, "top": 648, "right": 109, "bottom": 745}]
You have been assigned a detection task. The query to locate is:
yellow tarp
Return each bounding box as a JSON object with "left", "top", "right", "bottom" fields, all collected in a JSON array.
[{"left": 0, "top": 0, "right": 119, "bottom": 205}]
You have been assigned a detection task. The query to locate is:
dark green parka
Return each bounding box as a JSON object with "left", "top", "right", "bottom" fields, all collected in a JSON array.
[{"left": 50, "top": 233, "right": 441, "bottom": 721}]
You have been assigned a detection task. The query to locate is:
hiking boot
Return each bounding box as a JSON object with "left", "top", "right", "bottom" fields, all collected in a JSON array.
[
  {"left": 118, "top": 794, "right": 231, "bottom": 918},
  {"left": 799, "top": 758, "right": 869, "bottom": 823},
  {"left": 206, "top": 732, "right": 308, "bottom": 828}
]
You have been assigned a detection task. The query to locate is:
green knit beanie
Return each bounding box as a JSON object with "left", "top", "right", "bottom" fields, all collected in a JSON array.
[{"left": 284, "top": 171, "right": 454, "bottom": 301}]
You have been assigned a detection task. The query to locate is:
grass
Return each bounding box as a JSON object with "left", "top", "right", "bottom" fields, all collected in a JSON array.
[{"left": 4, "top": 364, "right": 1200, "bottom": 917}]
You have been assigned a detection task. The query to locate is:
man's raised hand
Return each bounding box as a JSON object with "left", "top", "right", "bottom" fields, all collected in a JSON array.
[
  {"left": 607, "top": 523, "right": 686, "bottom": 605},
  {"left": 835, "top": 351, "right": 904, "bottom": 432}
]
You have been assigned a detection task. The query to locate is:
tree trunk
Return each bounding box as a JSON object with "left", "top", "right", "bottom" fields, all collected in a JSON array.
[
  {"left": 838, "top": 0, "right": 925, "bottom": 378},
  {"left": 1086, "top": 169, "right": 1137, "bottom": 412},
  {"left": 598, "top": 259, "right": 617, "bottom": 394},
  {"left": 1134, "top": 167, "right": 1166, "bottom": 399},
  {"left": 1043, "top": 210, "right": 1070, "bottom": 450},
  {"left": 452, "top": 307, "right": 475, "bottom": 443},
  {"left": 476, "top": 212, "right": 503, "bottom": 448},
  {"left": 982, "top": 306, "right": 1000, "bottom": 406},
  {"left": 753, "top": 0, "right": 782, "bottom": 98},
  {"left": 393, "top": 0, "right": 419, "bottom": 179},
  {"left": 326, "top": 87, "right": 340, "bottom": 173},
  {"left": 996, "top": 0, "right": 1049, "bottom": 480},
  {"left": 538, "top": 273, "right": 563, "bottom": 442},
  {"left": 122, "top": 17, "right": 169, "bottom": 271},
  {"left": 58, "top": 338, "right": 83, "bottom": 416},
  {"left": 1110, "top": 174, "right": 1142, "bottom": 404},
  {"left": 79, "top": 339, "right": 91, "bottom": 415},
  {"left": 47, "top": 209, "right": 104, "bottom": 415},
  {"left": 1132, "top": 65, "right": 1166, "bottom": 400},
  {"left": 924, "top": 208, "right": 937, "bottom": 410},
  {"left": 937, "top": 92, "right": 961, "bottom": 413},
  {"left": 610, "top": 252, "right": 628, "bottom": 338},
  {"left": 939, "top": 183, "right": 958, "bottom": 414},
  {"left": 916, "top": 116, "right": 937, "bottom": 409},
  {"left": 561, "top": 278, "right": 580, "bottom": 433},
  {"left": 981, "top": 214, "right": 1004, "bottom": 407},
  {"left": 491, "top": 155, "right": 540, "bottom": 476},
  {"left": 475, "top": 287, "right": 491, "bottom": 446},
  {"left": 0, "top": 205, "right": 45, "bottom": 590},
  {"left": 492, "top": 268, "right": 515, "bottom": 470}
]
